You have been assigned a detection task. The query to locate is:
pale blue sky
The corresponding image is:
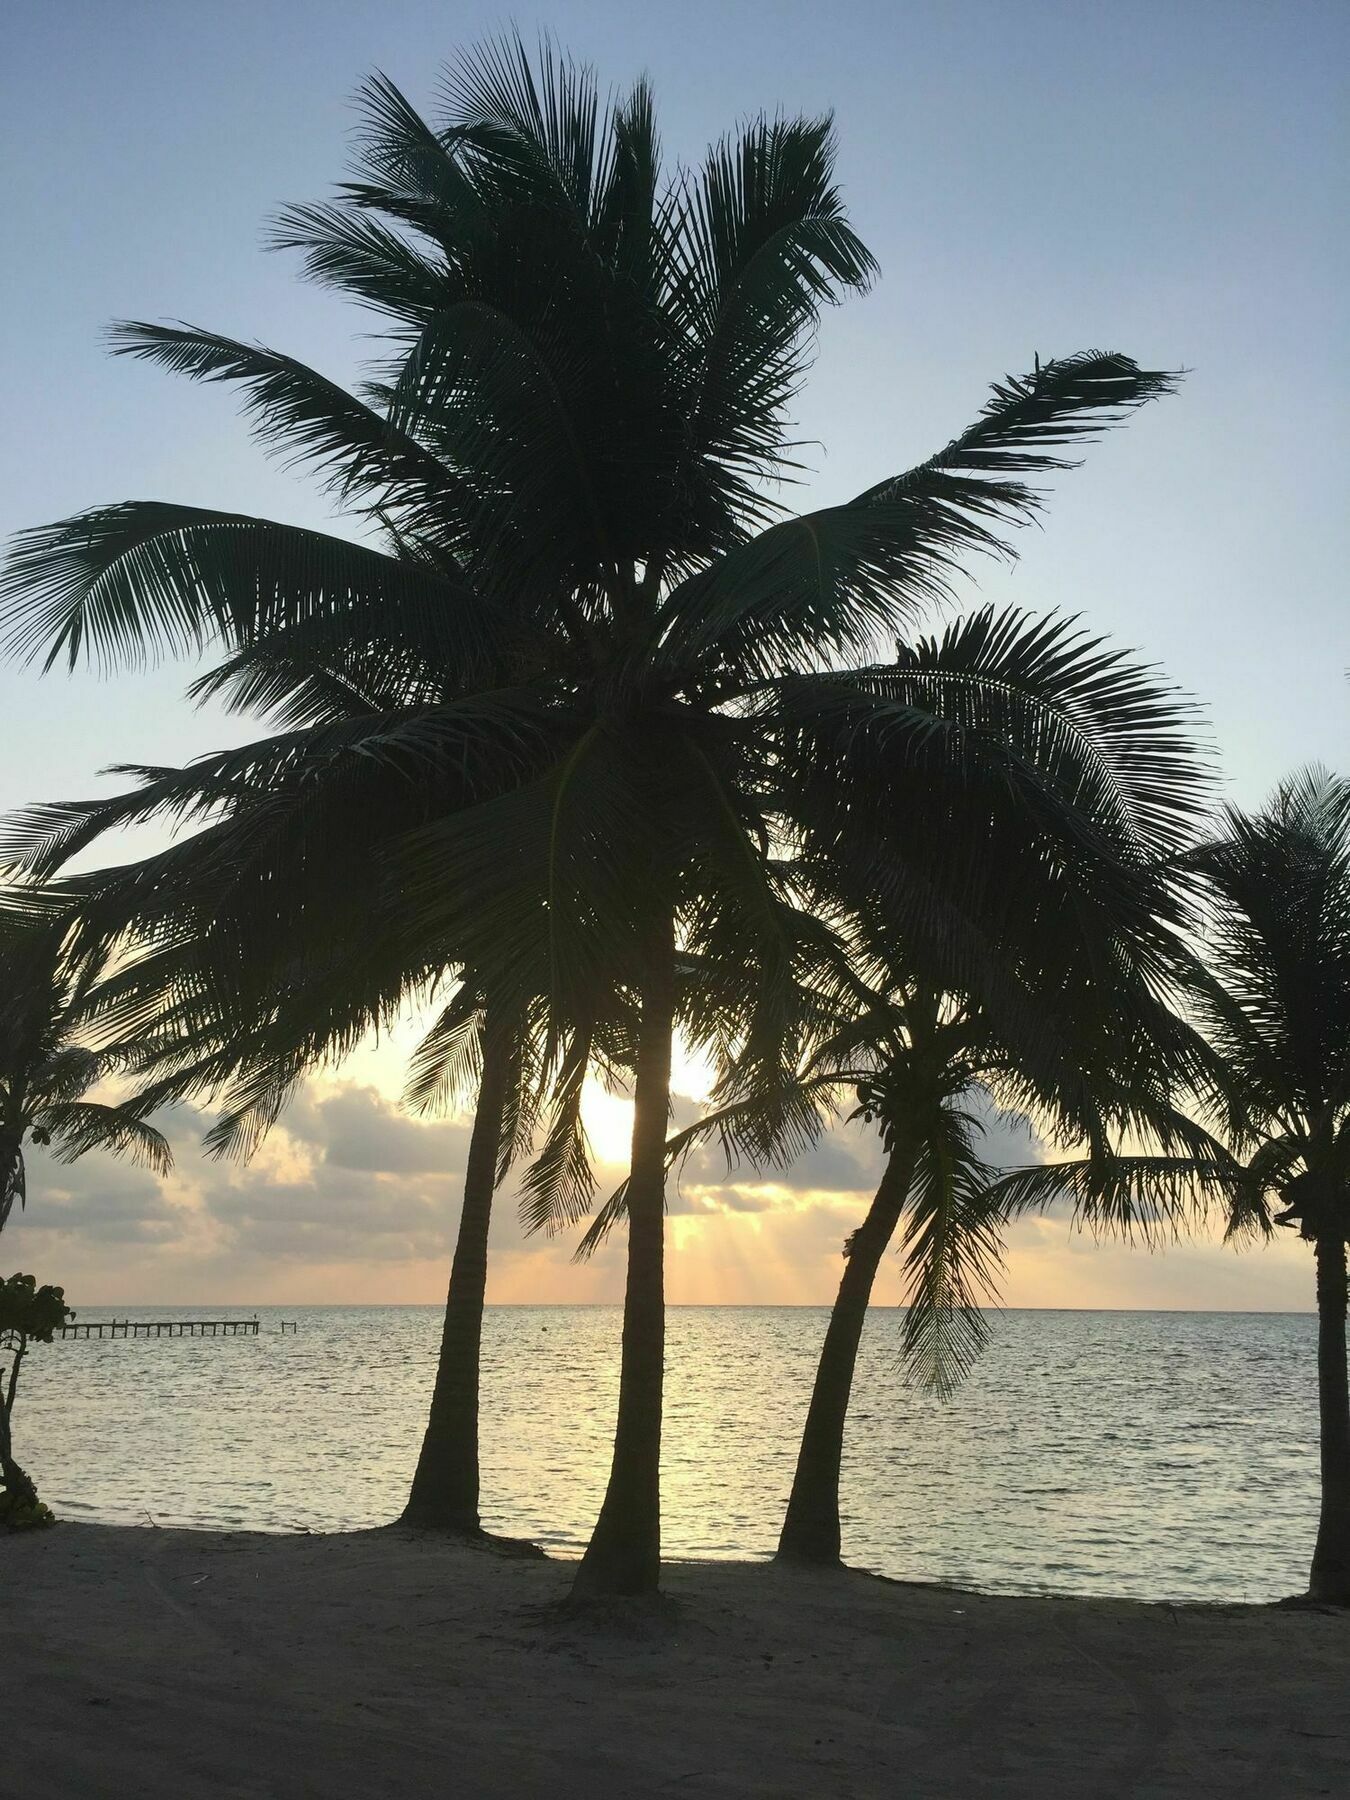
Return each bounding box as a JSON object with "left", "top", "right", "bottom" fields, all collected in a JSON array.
[
  {"left": 2, "top": 0, "right": 1345, "bottom": 821},
  {"left": 1, "top": 2, "right": 1346, "bottom": 1304}
]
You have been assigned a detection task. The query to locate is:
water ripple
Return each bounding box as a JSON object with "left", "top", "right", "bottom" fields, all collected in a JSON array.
[{"left": 17, "top": 1304, "right": 1318, "bottom": 1602}]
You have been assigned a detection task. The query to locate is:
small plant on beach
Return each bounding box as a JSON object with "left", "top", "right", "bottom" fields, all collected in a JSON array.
[{"left": 0, "top": 1271, "right": 72, "bottom": 1527}]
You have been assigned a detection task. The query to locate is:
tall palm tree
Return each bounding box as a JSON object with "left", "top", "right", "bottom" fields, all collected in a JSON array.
[
  {"left": 990, "top": 771, "right": 1350, "bottom": 1603},
  {"left": 0, "top": 920, "right": 171, "bottom": 1231},
  {"left": 582, "top": 606, "right": 1210, "bottom": 1567},
  {"left": 0, "top": 39, "right": 1181, "bottom": 1593}
]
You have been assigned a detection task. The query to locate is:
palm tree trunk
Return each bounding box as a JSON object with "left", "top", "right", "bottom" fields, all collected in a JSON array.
[
  {"left": 777, "top": 1144, "right": 916, "bottom": 1566},
  {"left": 0, "top": 1430, "right": 36, "bottom": 1508},
  {"left": 401, "top": 1011, "right": 512, "bottom": 1532},
  {"left": 571, "top": 908, "right": 675, "bottom": 1598},
  {"left": 1309, "top": 1233, "right": 1350, "bottom": 1604},
  {"left": 0, "top": 1341, "right": 39, "bottom": 1511}
]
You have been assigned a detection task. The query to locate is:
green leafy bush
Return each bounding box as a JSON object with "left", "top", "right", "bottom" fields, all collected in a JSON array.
[
  {"left": 0, "top": 1489, "right": 56, "bottom": 1529},
  {"left": 0, "top": 1273, "right": 72, "bottom": 1340}
]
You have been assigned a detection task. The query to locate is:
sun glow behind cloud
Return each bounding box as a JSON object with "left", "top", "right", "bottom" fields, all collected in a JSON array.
[
  {"left": 580, "top": 1083, "right": 636, "bottom": 1168},
  {"left": 5, "top": 1028, "right": 1318, "bottom": 1313}
]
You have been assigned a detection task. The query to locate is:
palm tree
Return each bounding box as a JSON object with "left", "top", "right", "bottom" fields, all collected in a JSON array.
[
  {"left": 990, "top": 771, "right": 1350, "bottom": 1603},
  {"left": 582, "top": 607, "right": 1209, "bottom": 1567},
  {"left": 0, "top": 920, "right": 171, "bottom": 1232},
  {"left": 0, "top": 38, "right": 1181, "bottom": 1594},
  {"left": 1, "top": 696, "right": 582, "bottom": 1540}
]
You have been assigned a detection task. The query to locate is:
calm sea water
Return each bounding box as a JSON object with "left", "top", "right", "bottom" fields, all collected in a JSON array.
[{"left": 14, "top": 1305, "right": 1320, "bottom": 1603}]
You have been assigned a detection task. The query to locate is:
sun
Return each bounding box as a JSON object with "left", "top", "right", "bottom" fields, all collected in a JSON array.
[
  {"left": 580, "top": 1082, "right": 635, "bottom": 1168},
  {"left": 580, "top": 1037, "right": 716, "bottom": 1169}
]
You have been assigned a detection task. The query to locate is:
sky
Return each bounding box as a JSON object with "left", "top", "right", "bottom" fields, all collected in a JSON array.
[{"left": 1, "top": 0, "right": 1345, "bottom": 1309}]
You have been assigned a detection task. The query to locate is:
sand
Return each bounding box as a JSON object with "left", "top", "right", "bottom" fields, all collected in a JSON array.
[{"left": 3, "top": 1523, "right": 1347, "bottom": 1798}]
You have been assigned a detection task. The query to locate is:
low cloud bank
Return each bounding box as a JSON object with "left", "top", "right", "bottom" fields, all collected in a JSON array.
[{"left": 0, "top": 1080, "right": 1314, "bottom": 1311}]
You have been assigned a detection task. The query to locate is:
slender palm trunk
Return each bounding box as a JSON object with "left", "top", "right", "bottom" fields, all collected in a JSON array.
[
  {"left": 402, "top": 1013, "right": 512, "bottom": 1532},
  {"left": 1309, "top": 1233, "right": 1350, "bottom": 1604},
  {"left": 0, "top": 1341, "right": 38, "bottom": 1510},
  {"left": 0, "top": 1415, "right": 34, "bottom": 1507},
  {"left": 777, "top": 1145, "right": 916, "bottom": 1566},
  {"left": 572, "top": 909, "right": 675, "bottom": 1598}
]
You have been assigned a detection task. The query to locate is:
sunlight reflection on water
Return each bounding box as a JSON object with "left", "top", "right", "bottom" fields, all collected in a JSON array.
[{"left": 19, "top": 1304, "right": 1319, "bottom": 1602}]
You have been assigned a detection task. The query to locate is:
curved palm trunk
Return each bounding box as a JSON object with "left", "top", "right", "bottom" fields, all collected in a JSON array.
[
  {"left": 401, "top": 1014, "right": 512, "bottom": 1532},
  {"left": 777, "top": 1144, "right": 916, "bottom": 1566},
  {"left": 1309, "top": 1234, "right": 1350, "bottom": 1604},
  {"left": 572, "top": 909, "right": 675, "bottom": 1598}
]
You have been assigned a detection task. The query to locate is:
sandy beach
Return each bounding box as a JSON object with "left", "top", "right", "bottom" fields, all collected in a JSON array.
[{"left": 2, "top": 1523, "right": 1345, "bottom": 1798}]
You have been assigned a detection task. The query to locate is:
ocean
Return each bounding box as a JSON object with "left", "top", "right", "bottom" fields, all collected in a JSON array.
[{"left": 15, "top": 1304, "right": 1320, "bottom": 1603}]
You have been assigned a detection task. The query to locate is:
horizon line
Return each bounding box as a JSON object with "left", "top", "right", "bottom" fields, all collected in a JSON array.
[{"left": 61, "top": 1300, "right": 1318, "bottom": 1316}]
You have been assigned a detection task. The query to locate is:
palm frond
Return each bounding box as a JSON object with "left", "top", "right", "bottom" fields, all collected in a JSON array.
[
  {"left": 267, "top": 202, "right": 450, "bottom": 320},
  {"left": 986, "top": 1149, "right": 1258, "bottom": 1247},
  {"left": 896, "top": 1107, "right": 1005, "bottom": 1397},
  {"left": 403, "top": 986, "right": 483, "bottom": 1117},
  {"left": 885, "top": 607, "right": 1206, "bottom": 854},
  {"left": 38, "top": 1101, "right": 172, "bottom": 1176},
  {"left": 659, "top": 111, "right": 875, "bottom": 537},
  {"left": 865, "top": 352, "right": 1180, "bottom": 494},
  {"left": 0, "top": 503, "right": 496, "bottom": 675},
  {"left": 1194, "top": 768, "right": 1350, "bottom": 1123},
  {"left": 518, "top": 1028, "right": 596, "bottom": 1235},
  {"left": 108, "top": 322, "right": 470, "bottom": 534},
  {"left": 660, "top": 357, "right": 1177, "bottom": 682}
]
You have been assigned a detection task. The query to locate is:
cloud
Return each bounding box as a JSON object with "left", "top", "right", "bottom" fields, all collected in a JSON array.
[
  {"left": 8, "top": 1131, "right": 185, "bottom": 1239},
  {"left": 199, "top": 1167, "right": 452, "bottom": 1264},
  {"left": 191, "top": 1088, "right": 474, "bottom": 1264},
  {"left": 709, "top": 1185, "right": 778, "bottom": 1214},
  {"left": 673, "top": 1108, "right": 885, "bottom": 1198},
  {"left": 12, "top": 1159, "right": 180, "bottom": 1243},
  {"left": 0, "top": 1075, "right": 1316, "bottom": 1314},
  {"left": 2, "top": 1082, "right": 475, "bottom": 1280},
  {"left": 289, "top": 1085, "right": 474, "bottom": 1176},
  {"left": 969, "top": 1103, "right": 1042, "bottom": 1169},
  {"left": 680, "top": 1129, "right": 881, "bottom": 1196},
  {"left": 671, "top": 1091, "right": 1042, "bottom": 1207}
]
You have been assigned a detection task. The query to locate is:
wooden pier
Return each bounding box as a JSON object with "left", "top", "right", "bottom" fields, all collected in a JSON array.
[{"left": 57, "top": 1317, "right": 261, "bottom": 1340}]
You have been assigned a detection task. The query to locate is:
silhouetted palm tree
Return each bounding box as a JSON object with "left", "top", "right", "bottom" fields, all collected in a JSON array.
[
  {"left": 991, "top": 771, "right": 1350, "bottom": 1603},
  {"left": 582, "top": 607, "right": 1209, "bottom": 1566},
  {"left": 0, "top": 920, "right": 170, "bottom": 1231},
  {"left": 1, "top": 39, "right": 1180, "bottom": 1593},
  {"left": 0, "top": 688, "right": 589, "bottom": 1539}
]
